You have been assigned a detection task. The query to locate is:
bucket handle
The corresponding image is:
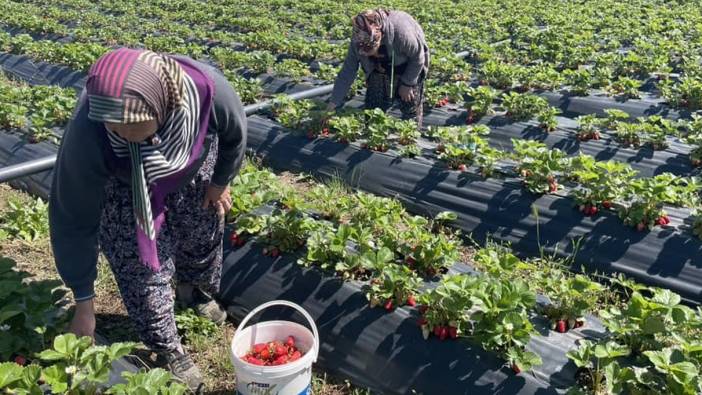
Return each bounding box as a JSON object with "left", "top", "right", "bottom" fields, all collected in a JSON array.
[{"left": 233, "top": 300, "right": 319, "bottom": 362}]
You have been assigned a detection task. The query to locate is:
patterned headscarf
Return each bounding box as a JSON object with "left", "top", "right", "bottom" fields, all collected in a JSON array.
[
  {"left": 352, "top": 9, "right": 389, "bottom": 52},
  {"left": 86, "top": 48, "right": 207, "bottom": 271}
]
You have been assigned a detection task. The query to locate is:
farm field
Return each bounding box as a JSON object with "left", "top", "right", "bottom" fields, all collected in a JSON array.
[{"left": 1, "top": 1, "right": 702, "bottom": 394}]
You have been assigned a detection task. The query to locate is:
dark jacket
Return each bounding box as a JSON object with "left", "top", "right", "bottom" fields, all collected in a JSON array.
[
  {"left": 49, "top": 59, "right": 246, "bottom": 301},
  {"left": 330, "top": 10, "right": 430, "bottom": 106}
]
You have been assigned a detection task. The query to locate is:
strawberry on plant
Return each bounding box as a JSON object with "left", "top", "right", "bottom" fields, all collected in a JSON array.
[
  {"left": 14, "top": 355, "right": 26, "bottom": 366},
  {"left": 556, "top": 320, "right": 567, "bottom": 333},
  {"left": 447, "top": 326, "right": 458, "bottom": 339},
  {"left": 407, "top": 295, "right": 417, "bottom": 307},
  {"left": 384, "top": 299, "right": 394, "bottom": 311}
]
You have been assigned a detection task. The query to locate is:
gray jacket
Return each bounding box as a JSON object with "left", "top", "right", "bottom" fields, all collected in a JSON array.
[{"left": 330, "top": 10, "right": 430, "bottom": 107}]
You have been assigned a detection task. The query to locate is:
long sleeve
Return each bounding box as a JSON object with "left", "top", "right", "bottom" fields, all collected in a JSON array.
[
  {"left": 49, "top": 92, "right": 110, "bottom": 301},
  {"left": 393, "top": 15, "right": 427, "bottom": 87},
  {"left": 208, "top": 70, "right": 247, "bottom": 187},
  {"left": 329, "top": 44, "right": 361, "bottom": 107}
]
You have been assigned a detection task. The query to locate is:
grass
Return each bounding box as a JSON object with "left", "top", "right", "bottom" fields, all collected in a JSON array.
[{"left": 0, "top": 183, "right": 365, "bottom": 394}]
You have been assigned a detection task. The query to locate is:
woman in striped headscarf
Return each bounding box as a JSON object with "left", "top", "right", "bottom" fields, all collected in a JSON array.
[
  {"left": 328, "top": 9, "right": 430, "bottom": 125},
  {"left": 49, "top": 48, "right": 247, "bottom": 391}
]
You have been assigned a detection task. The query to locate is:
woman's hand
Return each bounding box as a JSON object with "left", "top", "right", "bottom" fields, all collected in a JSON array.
[
  {"left": 69, "top": 299, "right": 95, "bottom": 340},
  {"left": 203, "top": 184, "right": 232, "bottom": 218},
  {"left": 398, "top": 85, "right": 416, "bottom": 102}
]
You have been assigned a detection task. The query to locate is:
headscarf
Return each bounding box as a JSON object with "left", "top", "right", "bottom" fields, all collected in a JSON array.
[
  {"left": 351, "top": 9, "right": 389, "bottom": 52},
  {"left": 86, "top": 48, "right": 213, "bottom": 271}
]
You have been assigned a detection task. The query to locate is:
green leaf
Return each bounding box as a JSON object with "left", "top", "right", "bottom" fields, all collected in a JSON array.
[
  {"left": 0, "top": 362, "right": 23, "bottom": 388},
  {"left": 42, "top": 365, "right": 68, "bottom": 393}
]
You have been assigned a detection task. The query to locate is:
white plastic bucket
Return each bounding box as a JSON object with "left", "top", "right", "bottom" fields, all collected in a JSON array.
[{"left": 230, "top": 300, "right": 319, "bottom": 395}]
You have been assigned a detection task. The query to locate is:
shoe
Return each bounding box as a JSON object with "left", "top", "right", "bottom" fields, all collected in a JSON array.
[
  {"left": 156, "top": 349, "right": 204, "bottom": 393},
  {"left": 176, "top": 284, "right": 227, "bottom": 324}
]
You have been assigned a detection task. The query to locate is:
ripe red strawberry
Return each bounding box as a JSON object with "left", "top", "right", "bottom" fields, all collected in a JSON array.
[
  {"left": 602, "top": 201, "right": 612, "bottom": 209},
  {"left": 384, "top": 299, "right": 394, "bottom": 311},
  {"left": 656, "top": 217, "right": 665, "bottom": 226},
  {"left": 447, "top": 326, "right": 458, "bottom": 339},
  {"left": 512, "top": 363, "right": 521, "bottom": 374},
  {"left": 260, "top": 347, "right": 271, "bottom": 360},
  {"left": 574, "top": 320, "right": 584, "bottom": 328},
  {"left": 322, "top": 128, "right": 330, "bottom": 136},
  {"left": 549, "top": 183, "right": 558, "bottom": 193},
  {"left": 406, "top": 257, "right": 415, "bottom": 266},
  {"left": 589, "top": 206, "right": 598, "bottom": 216},
  {"left": 407, "top": 295, "right": 417, "bottom": 307},
  {"left": 246, "top": 356, "right": 264, "bottom": 366},
  {"left": 637, "top": 222, "right": 646, "bottom": 232},
  {"left": 457, "top": 164, "right": 467, "bottom": 171},
  {"left": 272, "top": 355, "right": 289, "bottom": 365},
  {"left": 289, "top": 350, "right": 302, "bottom": 362},
  {"left": 438, "top": 326, "right": 448, "bottom": 341},
  {"left": 556, "top": 320, "right": 567, "bottom": 333},
  {"left": 275, "top": 344, "right": 287, "bottom": 357},
  {"left": 433, "top": 326, "right": 442, "bottom": 337},
  {"left": 662, "top": 215, "right": 670, "bottom": 225},
  {"left": 229, "top": 233, "right": 239, "bottom": 245},
  {"left": 253, "top": 343, "right": 267, "bottom": 354},
  {"left": 270, "top": 248, "right": 280, "bottom": 258},
  {"left": 14, "top": 355, "right": 26, "bottom": 366},
  {"left": 417, "top": 317, "right": 428, "bottom": 326},
  {"left": 286, "top": 336, "right": 295, "bottom": 348},
  {"left": 236, "top": 238, "right": 246, "bottom": 246}
]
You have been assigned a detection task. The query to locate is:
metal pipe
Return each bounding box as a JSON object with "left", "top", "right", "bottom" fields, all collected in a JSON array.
[
  {"left": 244, "top": 84, "right": 334, "bottom": 115},
  {"left": 0, "top": 154, "right": 57, "bottom": 183}
]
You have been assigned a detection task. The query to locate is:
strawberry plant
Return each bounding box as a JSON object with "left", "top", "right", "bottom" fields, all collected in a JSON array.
[
  {"left": 270, "top": 95, "right": 314, "bottom": 130},
  {"left": 639, "top": 116, "right": 679, "bottom": 150},
  {"left": 401, "top": 231, "right": 461, "bottom": 277},
  {"left": 501, "top": 92, "right": 548, "bottom": 121},
  {"left": 328, "top": 116, "right": 362, "bottom": 144},
  {"left": 470, "top": 278, "right": 540, "bottom": 372},
  {"left": 607, "top": 76, "right": 642, "bottom": 99},
  {"left": 512, "top": 140, "right": 566, "bottom": 194},
  {"left": 576, "top": 114, "right": 602, "bottom": 141},
  {"left": 614, "top": 121, "right": 642, "bottom": 148},
  {"left": 0, "top": 197, "right": 49, "bottom": 242},
  {"left": 564, "top": 68, "right": 592, "bottom": 96},
  {"left": 301, "top": 223, "right": 351, "bottom": 271},
  {"left": 600, "top": 108, "right": 630, "bottom": 130},
  {"left": 337, "top": 246, "right": 393, "bottom": 281},
  {"left": 465, "top": 86, "right": 496, "bottom": 123},
  {"left": 537, "top": 106, "right": 561, "bottom": 132},
  {"left": 362, "top": 109, "right": 394, "bottom": 152},
  {"left": 366, "top": 263, "right": 421, "bottom": 311},
  {"left": 106, "top": 369, "right": 188, "bottom": 395},
  {"left": 540, "top": 274, "right": 602, "bottom": 332},
  {"left": 599, "top": 288, "right": 696, "bottom": 355},
  {"left": 417, "top": 274, "right": 476, "bottom": 341},
  {"left": 567, "top": 339, "right": 632, "bottom": 394},
  {"left": 393, "top": 119, "right": 420, "bottom": 145},
  {"left": 0, "top": 256, "right": 67, "bottom": 362},
  {"left": 272, "top": 58, "right": 312, "bottom": 82},
  {"left": 260, "top": 208, "right": 318, "bottom": 255},
  {"left": 479, "top": 60, "right": 517, "bottom": 89},
  {"left": 620, "top": 173, "right": 700, "bottom": 230},
  {"left": 436, "top": 125, "right": 491, "bottom": 170},
  {"left": 569, "top": 158, "right": 636, "bottom": 216},
  {"left": 224, "top": 71, "right": 263, "bottom": 105},
  {"left": 228, "top": 163, "right": 282, "bottom": 218},
  {"left": 399, "top": 144, "right": 422, "bottom": 158},
  {"left": 37, "top": 334, "right": 135, "bottom": 394},
  {"left": 663, "top": 76, "right": 702, "bottom": 110}
]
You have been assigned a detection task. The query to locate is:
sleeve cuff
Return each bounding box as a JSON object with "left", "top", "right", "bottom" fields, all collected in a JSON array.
[{"left": 72, "top": 284, "right": 96, "bottom": 302}]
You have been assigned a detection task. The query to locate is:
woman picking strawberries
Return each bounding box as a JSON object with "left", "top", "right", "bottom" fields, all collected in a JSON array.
[
  {"left": 327, "top": 9, "right": 430, "bottom": 126},
  {"left": 49, "top": 48, "right": 247, "bottom": 392}
]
